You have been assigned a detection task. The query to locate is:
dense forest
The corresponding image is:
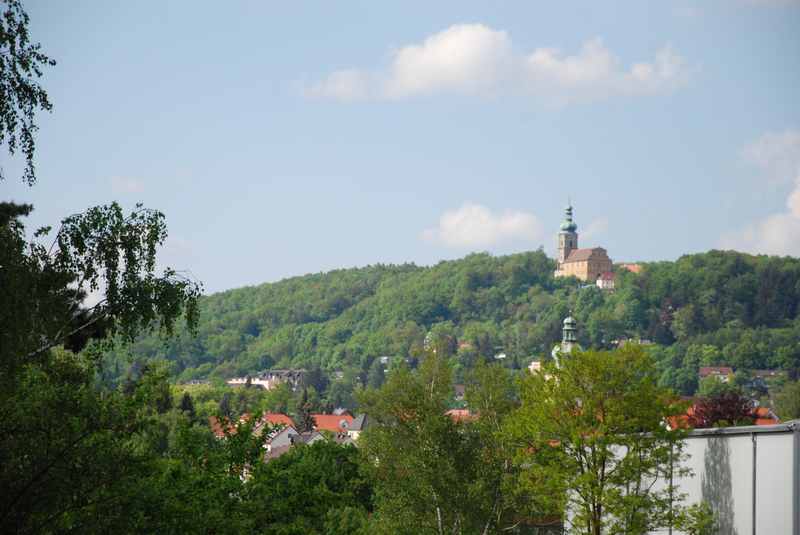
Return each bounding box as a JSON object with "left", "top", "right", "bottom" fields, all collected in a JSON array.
[{"left": 107, "top": 249, "right": 800, "bottom": 401}]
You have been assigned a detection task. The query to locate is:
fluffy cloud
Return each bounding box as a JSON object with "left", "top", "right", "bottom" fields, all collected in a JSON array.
[
  {"left": 304, "top": 24, "right": 689, "bottom": 103},
  {"left": 721, "top": 129, "right": 800, "bottom": 256},
  {"left": 422, "top": 202, "right": 542, "bottom": 248},
  {"left": 110, "top": 175, "right": 144, "bottom": 194},
  {"left": 742, "top": 129, "right": 800, "bottom": 183},
  {"left": 384, "top": 24, "right": 513, "bottom": 98}
]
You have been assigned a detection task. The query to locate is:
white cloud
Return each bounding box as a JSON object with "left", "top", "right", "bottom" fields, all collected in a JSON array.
[
  {"left": 422, "top": 202, "right": 542, "bottom": 248},
  {"left": 721, "top": 129, "right": 800, "bottom": 256},
  {"left": 384, "top": 24, "right": 513, "bottom": 98},
  {"left": 303, "top": 24, "right": 690, "bottom": 103},
  {"left": 110, "top": 175, "right": 144, "bottom": 194},
  {"left": 742, "top": 129, "right": 800, "bottom": 184},
  {"left": 581, "top": 217, "right": 609, "bottom": 242}
]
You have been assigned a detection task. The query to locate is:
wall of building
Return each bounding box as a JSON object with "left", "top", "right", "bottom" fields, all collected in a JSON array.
[
  {"left": 650, "top": 422, "right": 799, "bottom": 534},
  {"left": 561, "top": 422, "right": 799, "bottom": 534}
]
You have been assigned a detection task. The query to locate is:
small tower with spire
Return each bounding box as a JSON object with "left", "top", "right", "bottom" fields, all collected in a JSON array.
[
  {"left": 561, "top": 315, "right": 577, "bottom": 354},
  {"left": 557, "top": 203, "right": 578, "bottom": 264},
  {"left": 551, "top": 314, "right": 580, "bottom": 367}
]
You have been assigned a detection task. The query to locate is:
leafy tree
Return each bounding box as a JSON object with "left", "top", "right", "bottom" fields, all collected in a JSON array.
[
  {"left": 0, "top": 202, "right": 200, "bottom": 533},
  {"left": 775, "top": 380, "right": 800, "bottom": 420},
  {"left": 243, "top": 441, "right": 372, "bottom": 534},
  {"left": 294, "top": 388, "right": 316, "bottom": 433},
  {"left": 179, "top": 391, "right": 197, "bottom": 420},
  {"left": 262, "top": 381, "right": 292, "bottom": 413},
  {"left": 689, "top": 391, "right": 755, "bottom": 428},
  {"left": 367, "top": 357, "right": 385, "bottom": 389},
  {"left": 696, "top": 376, "right": 740, "bottom": 398},
  {"left": 674, "top": 502, "right": 717, "bottom": 535},
  {"left": 358, "top": 351, "right": 489, "bottom": 534},
  {"left": 510, "top": 347, "right": 689, "bottom": 535},
  {"left": 0, "top": 0, "right": 56, "bottom": 184},
  {"left": 464, "top": 362, "right": 539, "bottom": 533},
  {"left": 218, "top": 391, "right": 233, "bottom": 418}
]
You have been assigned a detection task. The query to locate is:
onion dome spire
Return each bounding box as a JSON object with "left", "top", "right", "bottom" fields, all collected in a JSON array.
[{"left": 560, "top": 202, "right": 577, "bottom": 232}]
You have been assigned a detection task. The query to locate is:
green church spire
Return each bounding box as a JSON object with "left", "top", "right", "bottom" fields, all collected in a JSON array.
[{"left": 560, "top": 203, "right": 577, "bottom": 232}]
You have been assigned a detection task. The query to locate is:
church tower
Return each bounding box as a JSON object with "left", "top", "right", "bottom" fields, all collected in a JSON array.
[{"left": 557, "top": 203, "right": 578, "bottom": 264}]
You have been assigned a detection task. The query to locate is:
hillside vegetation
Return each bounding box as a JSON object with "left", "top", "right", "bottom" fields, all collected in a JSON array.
[{"left": 107, "top": 249, "right": 800, "bottom": 398}]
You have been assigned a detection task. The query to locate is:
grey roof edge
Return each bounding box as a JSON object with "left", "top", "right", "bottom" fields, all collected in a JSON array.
[{"left": 686, "top": 420, "right": 799, "bottom": 438}]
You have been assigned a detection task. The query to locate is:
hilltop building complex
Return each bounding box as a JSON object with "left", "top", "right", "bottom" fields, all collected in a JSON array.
[{"left": 554, "top": 204, "right": 613, "bottom": 284}]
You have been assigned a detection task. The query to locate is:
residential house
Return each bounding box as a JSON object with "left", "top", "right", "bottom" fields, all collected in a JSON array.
[
  {"left": 445, "top": 409, "right": 477, "bottom": 423},
  {"left": 226, "top": 369, "right": 306, "bottom": 391},
  {"left": 347, "top": 414, "right": 369, "bottom": 441},
  {"left": 698, "top": 366, "right": 734, "bottom": 383},
  {"left": 311, "top": 413, "right": 354, "bottom": 433},
  {"left": 596, "top": 271, "right": 615, "bottom": 290}
]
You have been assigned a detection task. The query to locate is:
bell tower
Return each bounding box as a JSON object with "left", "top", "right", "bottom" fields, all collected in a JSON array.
[{"left": 557, "top": 203, "right": 578, "bottom": 264}]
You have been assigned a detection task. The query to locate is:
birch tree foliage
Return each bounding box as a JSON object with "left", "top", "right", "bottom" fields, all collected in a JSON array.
[
  {"left": 510, "top": 346, "right": 690, "bottom": 535},
  {"left": 0, "top": 0, "right": 55, "bottom": 185}
]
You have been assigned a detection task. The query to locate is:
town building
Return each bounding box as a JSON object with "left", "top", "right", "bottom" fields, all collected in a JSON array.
[
  {"left": 226, "top": 369, "right": 306, "bottom": 391},
  {"left": 698, "top": 366, "right": 734, "bottom": 383},
  {"left": 596, "top": 271, "right": 615, "bottom": 290},
  {"left": 554, "top": 204, "right": 613, "bottom": 283}
]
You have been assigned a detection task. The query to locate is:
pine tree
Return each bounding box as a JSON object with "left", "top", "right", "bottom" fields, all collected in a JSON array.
[
  {"left": 179, "top": 392, "right": 196, "bottom": 420},
  {"left": 295, "top": 388, "right": 316, "bottom": 433},
  {"left": 219, "top": 392, "right": 232, "bottom": 418}
]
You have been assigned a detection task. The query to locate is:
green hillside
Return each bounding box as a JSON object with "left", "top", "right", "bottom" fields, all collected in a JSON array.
[{"left": 108, "top": 249, "right": 800, "bottom": 398}]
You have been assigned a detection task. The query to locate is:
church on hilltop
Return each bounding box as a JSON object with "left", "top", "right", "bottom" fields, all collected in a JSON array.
[{"left": 553, "top": 203, "right": 613, "bottom": 283}]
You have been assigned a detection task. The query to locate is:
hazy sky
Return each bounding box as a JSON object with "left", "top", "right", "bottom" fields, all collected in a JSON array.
[{"left": 3, "top": 1, "right": 800, "bottom": 293}]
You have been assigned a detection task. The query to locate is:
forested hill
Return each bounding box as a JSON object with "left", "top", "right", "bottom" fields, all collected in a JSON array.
[{"left": 109, "top": 249, "right": 800, "bottom": 395}]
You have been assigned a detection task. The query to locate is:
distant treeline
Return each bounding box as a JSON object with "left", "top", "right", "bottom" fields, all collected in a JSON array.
[{"left": 105, "top": 249, "right": 800, "bottom": 401}]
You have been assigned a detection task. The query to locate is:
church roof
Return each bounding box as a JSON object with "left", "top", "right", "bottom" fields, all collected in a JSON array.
[{"left": 564, "top": 247, "right": 607, "bottom": 263}]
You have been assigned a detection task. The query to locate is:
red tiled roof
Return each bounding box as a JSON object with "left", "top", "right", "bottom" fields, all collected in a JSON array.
[
  {"left": 311, "top": 414, "right": 354, "bottom": 433},
  {"left": 445, "top": 409, "right": 477, "bottom": 423},
  {"left": 618, "top": 263, "right": 642, "bottom": 274},
  {"left": 699, "top": 366, "right": 733, "bottom": 377},
  {"left": 598, "top": 272, "right": 615, "bottom": 281},
  {"left": 565, "top": 247, "right": 606, "bottom": 262},
  {"left": 208, "top": 416, "right": 245, "bottom": 438},
  {"left": 260, "top": 413, "right": 294, "bottom": 428}
]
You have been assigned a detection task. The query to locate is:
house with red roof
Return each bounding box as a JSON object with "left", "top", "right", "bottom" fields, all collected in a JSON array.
[
  {"left": 698, "top": 366, "right": 734, "bottom": 383},
  {"left": 445, "top": 409, "right": 477, "bottom": 423},
  {"left": 311, "top": 413, "right": 354, "bottom": 433}
]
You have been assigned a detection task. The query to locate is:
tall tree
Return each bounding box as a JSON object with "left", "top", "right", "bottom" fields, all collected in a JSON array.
[
  {"left": 295, "top": 388, "right": 316, "bottom": 433},
  {"left": 243, "top": 441, "right": 372, "bottom": 534},
  {"left": 0, "top": 204, "right": 200, "bottom": 533},
  {"left": 775, "top": 380, "right": 800, "bottom": 421},
  {"left": 465, "top": 362, "right": 540, "bottom": 534},
  {"left": 179, "top": 391, "right": 196, "bottom": 420},
  {"left": 689, "top": 391, "right": 755, "bottom": 428},
  {"left": 510, "top": 346, "right": 689, "bottom": 535},
  {"left": 358, "top": 352, "right": 486, "bottom": 534}
]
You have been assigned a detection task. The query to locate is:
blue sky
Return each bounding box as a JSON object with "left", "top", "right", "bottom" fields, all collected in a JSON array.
[{"left": 3, "top": 0, "right": 800, "bottom": 293}]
